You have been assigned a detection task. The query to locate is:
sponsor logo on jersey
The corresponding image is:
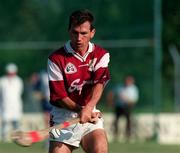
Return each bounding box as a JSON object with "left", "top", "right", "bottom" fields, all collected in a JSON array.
[
  {"left": 68, "top": 79, "right": 93, "bottom": 95},
  {"left": 65, "top": 62, "right": 77, "bottom": 74}
]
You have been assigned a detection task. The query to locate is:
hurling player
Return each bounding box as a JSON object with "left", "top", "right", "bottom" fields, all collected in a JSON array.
[{"left": 48, "top": 9, "right": 110, "bottom": 153}]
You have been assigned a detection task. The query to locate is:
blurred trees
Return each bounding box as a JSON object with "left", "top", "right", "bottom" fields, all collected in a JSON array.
[
  {"left": 0, "top": 0, "right": 154, "bottom": 78},
  {"left": 0, "top": 0, "right": 153, "bottom": 41},
  {"left": 163, "top": 0, "right": 180, "bottom": 78},
  {"left": 0, "top": 0, "right": 179, "bottom": 44}
]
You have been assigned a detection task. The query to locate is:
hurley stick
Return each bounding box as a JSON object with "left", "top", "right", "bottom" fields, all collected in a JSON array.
[{"left": 11, "top": 117, "right": 80, "bottom": 147}]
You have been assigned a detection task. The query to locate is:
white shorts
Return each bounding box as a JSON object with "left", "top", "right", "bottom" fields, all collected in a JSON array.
[{"left": 49, "top": 106, "right": 104, "bottom": 147}]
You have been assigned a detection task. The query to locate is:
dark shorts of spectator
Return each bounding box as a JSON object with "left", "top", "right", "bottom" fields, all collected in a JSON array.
[{"left": 114, "top": 105, "right": 131, "bottom": 118}]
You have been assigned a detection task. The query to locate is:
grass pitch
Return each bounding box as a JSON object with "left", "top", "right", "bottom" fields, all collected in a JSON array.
[{"left": 0, "top": 141, "right": 180, "bottom": 153}]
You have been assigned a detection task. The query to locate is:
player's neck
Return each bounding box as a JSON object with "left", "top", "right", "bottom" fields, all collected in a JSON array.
[
  {"left": 76, "top": 49, "right": 87, "bottom": 56},
  {"left": 71, "top": 44, "right": 89, "bottom": 56}
]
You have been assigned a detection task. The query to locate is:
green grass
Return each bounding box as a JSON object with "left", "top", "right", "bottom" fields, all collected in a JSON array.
[{"left": 1, "top": 141, "right": 180, "bottom": 153}]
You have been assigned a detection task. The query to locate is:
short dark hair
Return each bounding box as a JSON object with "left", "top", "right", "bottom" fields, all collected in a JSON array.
[{"left": 68, "top": 9, "right": 95, "bottom": 31}]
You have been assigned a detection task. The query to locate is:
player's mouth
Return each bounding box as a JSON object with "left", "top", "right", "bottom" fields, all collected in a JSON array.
[{"left": 75, "top": 42, "right": 83, "bottom": 47}]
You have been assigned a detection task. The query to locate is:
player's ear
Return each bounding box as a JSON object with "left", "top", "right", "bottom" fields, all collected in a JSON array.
[{"left": 90, "top": 29, "right": 96, "bottom": 39}]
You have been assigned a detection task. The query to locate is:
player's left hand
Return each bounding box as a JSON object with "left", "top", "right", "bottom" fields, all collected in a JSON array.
[
  {"left": 90, "top": 111, "right": 102, "bottom": 123},
  {"left": 79, "top": 106, "right": 102, "bottom": 124}
]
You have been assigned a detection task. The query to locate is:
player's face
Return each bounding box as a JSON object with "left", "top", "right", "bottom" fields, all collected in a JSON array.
[{"left": 69, "top": 21, "right": 95, "bottom": 55}]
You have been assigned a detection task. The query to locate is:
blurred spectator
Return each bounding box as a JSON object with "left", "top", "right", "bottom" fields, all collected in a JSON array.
[
  {"left": 107, "top": 75, "right": 139, "bottom": 141},
  {"left": 0, "top": 63, "right": 24, "bottom": 141},
  {"left": 38, "top": 70, "right": 52, "bottom": 128},
  {"left": 28, "top": 70, "right": 52, "bottom": 148},
  {"left": 23, "top": 72, "right": 42, "bottom": 113},
  {"left": 28, "top": 70, "right": 52, "bottom": 127}
]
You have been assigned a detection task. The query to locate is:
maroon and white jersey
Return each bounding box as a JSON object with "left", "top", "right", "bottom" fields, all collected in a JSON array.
[{"left": 48, "top": 41, "right": 110, "bottom": 106}]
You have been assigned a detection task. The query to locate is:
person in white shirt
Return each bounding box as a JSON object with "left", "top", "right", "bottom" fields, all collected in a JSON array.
[
  {"left": 0, "top": 63, "right": 24, "bottom": 141},
  {"left": 107, "top": 75, "right": 139, "bottom": 141}
]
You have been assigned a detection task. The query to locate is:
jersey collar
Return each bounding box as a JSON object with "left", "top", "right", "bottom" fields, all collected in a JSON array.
[
  {"left": 64, "top": 41, "right": 94, "bottom": 62},
  {"left": 64, "top": 40, "right": 94, "bottom": 54}
]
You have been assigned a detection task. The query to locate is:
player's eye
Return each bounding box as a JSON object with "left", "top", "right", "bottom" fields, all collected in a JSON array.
[{"left": 81, "top": 32, "right": 88, "bottom": 35}]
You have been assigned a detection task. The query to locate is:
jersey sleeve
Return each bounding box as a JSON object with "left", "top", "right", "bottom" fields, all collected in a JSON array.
[
  {"left": 93, "top": 52, "right": 110, "bottom": 86},
  {"left": 47, "top": 58, "right": 68, "bottom": 102}
]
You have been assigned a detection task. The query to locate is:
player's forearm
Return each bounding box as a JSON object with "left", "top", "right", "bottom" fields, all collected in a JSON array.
[
  {"left": 79, "top": 83, "right": 104, "bottom": 123},
  {"left": 52, "top": 97, "right": 82, "bottom": 112},
  {"left": 86, "top": 83, "right": 104, "bottom": 109}
]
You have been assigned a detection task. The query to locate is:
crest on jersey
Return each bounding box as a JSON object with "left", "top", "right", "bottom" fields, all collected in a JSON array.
[{"left": 65, "top": 62, "right": 77, "bottom": 74}]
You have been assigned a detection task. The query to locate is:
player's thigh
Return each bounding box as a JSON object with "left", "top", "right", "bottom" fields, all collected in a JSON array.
[
  {"left": 81, "top": 129, "right": 108, "bottom": 153},
  {"left": 49, "top": 141, "right": 74, "bottom": 153}
]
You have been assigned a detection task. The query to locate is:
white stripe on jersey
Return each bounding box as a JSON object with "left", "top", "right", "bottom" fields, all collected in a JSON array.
[
  {"left": 48, "top": 59, "right": 63, "bottom": 81},
  {"left": 94, "top": 53, "right": 110, "bottom": 72}
]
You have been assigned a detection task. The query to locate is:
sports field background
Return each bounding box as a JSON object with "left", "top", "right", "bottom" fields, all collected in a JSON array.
[
  {"left": 0, "top": 0, "right": 180, "bottom": 153},
  {"left": 0, "top": 141, "right": 180, "bottom": 153}
]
